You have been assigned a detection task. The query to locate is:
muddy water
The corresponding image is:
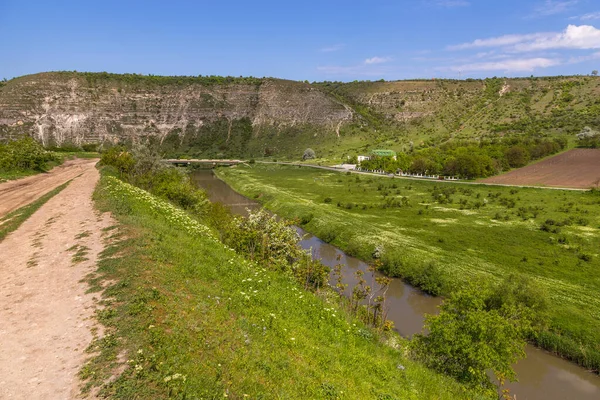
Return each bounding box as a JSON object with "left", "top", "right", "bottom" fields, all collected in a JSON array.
[{"left": 192, "top": 170, "right": 600, "bottom": 400}]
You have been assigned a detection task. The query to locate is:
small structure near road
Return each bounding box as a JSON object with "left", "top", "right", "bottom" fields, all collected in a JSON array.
[
  {"left": 371, "top": 149, "right": 397, "bottom": 160},
  {"left": 332, "top": 163, "right": 357, "bottom": 170}
]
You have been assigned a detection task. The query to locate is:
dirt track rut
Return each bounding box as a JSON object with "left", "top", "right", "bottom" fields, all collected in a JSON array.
[
  {"left": 0, "top": 161, "right": 113, "bottom": 399},
  {"left": 0, "top": 159, "right": 98, "bottom": 218}
]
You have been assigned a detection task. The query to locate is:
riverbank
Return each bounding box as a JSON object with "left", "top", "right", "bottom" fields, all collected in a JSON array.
[
  {"left": 82, "top": 168, "right": 484, "bottom": 399},
  {"left": 215, "top": 164, "right": 600, "bottom": 374}
]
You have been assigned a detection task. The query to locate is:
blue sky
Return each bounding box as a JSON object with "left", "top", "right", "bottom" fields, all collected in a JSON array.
[{"left": 1, "top": 0, "right": 599, "bottom": 81}]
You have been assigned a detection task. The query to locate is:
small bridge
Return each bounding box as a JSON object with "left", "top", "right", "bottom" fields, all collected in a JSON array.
[{"left": 163, "top": 159, "right": 245, "bottom": 167}]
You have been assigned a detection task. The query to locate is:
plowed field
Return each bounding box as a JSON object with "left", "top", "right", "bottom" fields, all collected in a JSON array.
[{"left": 480, "top": 149, "right": 600, "bottom": 189}]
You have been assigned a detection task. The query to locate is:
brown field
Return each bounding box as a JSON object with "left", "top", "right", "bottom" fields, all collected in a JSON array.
[{"left": 480, "top": 149, "right": 600, "bottom": 189}]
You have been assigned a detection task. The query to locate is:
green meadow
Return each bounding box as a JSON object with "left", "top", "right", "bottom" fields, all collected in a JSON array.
[
  {"left": 216, "top": 164, "right": 600, "bottom": 372},
  {"left": 83, "top": 171, "right": 485, "bottom": 399}
]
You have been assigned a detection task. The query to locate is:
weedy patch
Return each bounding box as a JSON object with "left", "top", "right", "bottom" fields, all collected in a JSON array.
[
  {"left": 217, "top": 164, "right": 600, "bottom": 374},
  {"left": 79, "top": 171, "right": 484, "bottom": 399},
  {"left": 68, "top": 244, "right": 91, "bottom": 263},
  {"left": 75, "top": 230, "right": 92, "bottom": 239}
]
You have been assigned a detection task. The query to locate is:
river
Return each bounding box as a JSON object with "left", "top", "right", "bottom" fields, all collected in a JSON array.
[{"left": 191, "top": 169, "right": 600, "bottom": 400}]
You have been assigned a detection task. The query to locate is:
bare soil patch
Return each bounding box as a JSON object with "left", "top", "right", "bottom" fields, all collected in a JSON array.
[
  {"left": 0, "top": 158, "right": 98, "bottom": 218},
  {"left": 0, "top": 163, "right": 113, "bottom": 399},
  {"left": 479, "top": 149, "right": 600, "bottom": 189}
]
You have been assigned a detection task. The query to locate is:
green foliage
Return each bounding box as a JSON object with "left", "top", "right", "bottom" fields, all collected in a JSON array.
[
  {"left": 505, "top": 146, "right": 530, "bottom": 168},
  {"left": 358, "top": 138, "right": 565, "bottom": 178},
  {"left": 217, "top": 164, "right": 600, "bottom": 373},
  {"left": 100, "top": 146, "right": 208, "bottom": 214},
  {"left": 302, "top": 148, "right": 316, "bottom": 160},
  {"left": 87, "top": 171, "right": 480, "bottom": 399},
  {"left": 225, "top": 209, "right": 330, "bottom": 290},
  {"left": 100, "top": 146, "right": 136, "bottom": 176},
  {"left": 74, "top": 71, "right": 263, "bottom": 87},
  {"left": 411, "top": 279, "right": 537, "bottom": 392},
  {"left": 0, "top": 137, "right": 59, "bottom": 175},
  {"left": 380, "top": 251, "right": 449, "bottom": 296}
]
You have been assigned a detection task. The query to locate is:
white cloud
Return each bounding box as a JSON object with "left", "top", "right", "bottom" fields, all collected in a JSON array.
[
  {"left": 364, "top": 56, "right": 391, "bottom": 64},
  {"left": 513, "top": 25, "right": 600, "bottom": 52},
  {"left": 532, "top": 0, "right": 579, "bottom": 17},
  {"left": 447, "top": 33, "right": 553, "bottom": 50},
  {"left": 448, "top": 25, "right": 600, "bottom": 52},
  {"left": 575, "top": 11, "right": 600, "bottom": 21},
  {"left": 320, "top": 44, "right": 344, "bottom": 53},
  {"left": 567, "top": 51, "right": 600, "bottom": 64},
  {"left": 446, "top": 57, "right": 561, "bottom": 72}
]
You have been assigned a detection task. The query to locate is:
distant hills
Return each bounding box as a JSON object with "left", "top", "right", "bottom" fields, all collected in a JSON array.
[{"left": 1, "top": 72, "right": 598, "bottom": 159}]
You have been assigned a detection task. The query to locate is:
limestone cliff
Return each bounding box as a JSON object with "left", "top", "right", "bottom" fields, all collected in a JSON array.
[{"left": 0, "top": 72, "right": 352, "bottom": 149}]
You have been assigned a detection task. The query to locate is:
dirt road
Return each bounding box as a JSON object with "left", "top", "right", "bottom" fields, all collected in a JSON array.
[
  {"left": 0, "top": 161, "right": 113, "bottom": 399},
  {"left": 0, "top": 158, "right": 98, "bottom": 218}
]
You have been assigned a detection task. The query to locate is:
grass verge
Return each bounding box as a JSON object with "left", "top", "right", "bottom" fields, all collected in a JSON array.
[
  {"left": 0, "top": 180, "right": 71, "bottom": 242},
  {"left": 82, "top": 171, "right": 487, "bottom": 399}
]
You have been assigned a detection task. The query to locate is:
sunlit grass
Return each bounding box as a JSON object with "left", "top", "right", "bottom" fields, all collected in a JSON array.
[
  {"left": 82, "top": 172, "right": 487, "bottom": 399},
  {"left": 217, "top": 164, "right": 600, "bottom": 372}
]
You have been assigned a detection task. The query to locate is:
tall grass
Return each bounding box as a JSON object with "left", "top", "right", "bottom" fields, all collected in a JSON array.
[
  {"left": 84, "top": 172, "right": 487, "bottom": 399},
  {"left": 216, "top": 164, "right": 600, "bottom": 373}
]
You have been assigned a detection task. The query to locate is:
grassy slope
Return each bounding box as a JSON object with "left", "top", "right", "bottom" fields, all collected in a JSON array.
[
  {"left": 0, "top": 180, "right": 71, "bottom": 241},
  {"left": 216, "top": 164, "right": 600, "bottom": 371},
  {"left": 85, "top": 172, "right": 485, "bottom": 399},
  {"left": 317, "top": 76, "right": 600, "bottom": 159}
]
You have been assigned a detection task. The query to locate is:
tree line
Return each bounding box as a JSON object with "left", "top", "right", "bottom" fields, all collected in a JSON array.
[{"left": 357, "top": 137, "right": 567, "bottom": 178}]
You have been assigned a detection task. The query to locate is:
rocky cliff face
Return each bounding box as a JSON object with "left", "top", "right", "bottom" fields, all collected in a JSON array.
[
  {"left": 2, "top": 72, "right": 599, "bottom": 158},
  {"left": 0, "top": 72, "right": 352, "bottom": 149}
]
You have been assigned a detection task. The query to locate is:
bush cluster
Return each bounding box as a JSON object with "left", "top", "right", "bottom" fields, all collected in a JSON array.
[
  {"left": 358, "top": 137, "right": 566, "bottom": 178},
  {"left": 100, "top": 146, "right": 208, "bottom": 215},
  {"left": 0, "top": 137, "right": 58, "bottom": 173},
  {"left": 224, "top": 209, "right": 330, "bottom": 290}
]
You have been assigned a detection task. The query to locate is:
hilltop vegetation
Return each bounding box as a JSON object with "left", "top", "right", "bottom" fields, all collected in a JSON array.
[
  {"left": 217, "top": 164, "right": 600, "bottom": 373},
  {"left": 1, "top": 72, "right": 599, "bottom": 164}
]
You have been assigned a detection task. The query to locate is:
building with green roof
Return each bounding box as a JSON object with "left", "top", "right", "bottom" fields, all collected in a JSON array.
[{"left": 371, "top": 149, "right": 397, "bottom": 160}]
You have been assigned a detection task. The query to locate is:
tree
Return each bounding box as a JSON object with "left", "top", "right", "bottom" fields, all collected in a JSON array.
[
  {"left": 505, "top": 146, "right": 530, "bottom": 168},
  {"left": 592, "top": 70, "right": 598, "bottom": 76},
  {"left": 411, "top": 281, "right": 531, "bottom": 394},
  {"left": 302, "top": 148, "right": 316, "bottom": 160}
]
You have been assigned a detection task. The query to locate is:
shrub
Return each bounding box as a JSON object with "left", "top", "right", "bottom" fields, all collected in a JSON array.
[
  {"left": 317, "top": 225, "right": 338, "bottom": 243},
  {"left": 225, "top": 209, "right": 302, "bottom": 271},
  {"left": 0, "top": 137, "right": 58, "bottom": 172},
  {"left": 81, "top": 143, "right": 99, "bottom": 152},
  {"left": 302, "top": 148, "right": 316, "bottom": 160},
  {"left": 411, "top": 280, "right": 533, "bottom": 392},
  {"left": 100, "top": 146, "right": 136, "bottom": 176},
  {"left": 151, "top": 168, "right": 208, "bottom": 214}
]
